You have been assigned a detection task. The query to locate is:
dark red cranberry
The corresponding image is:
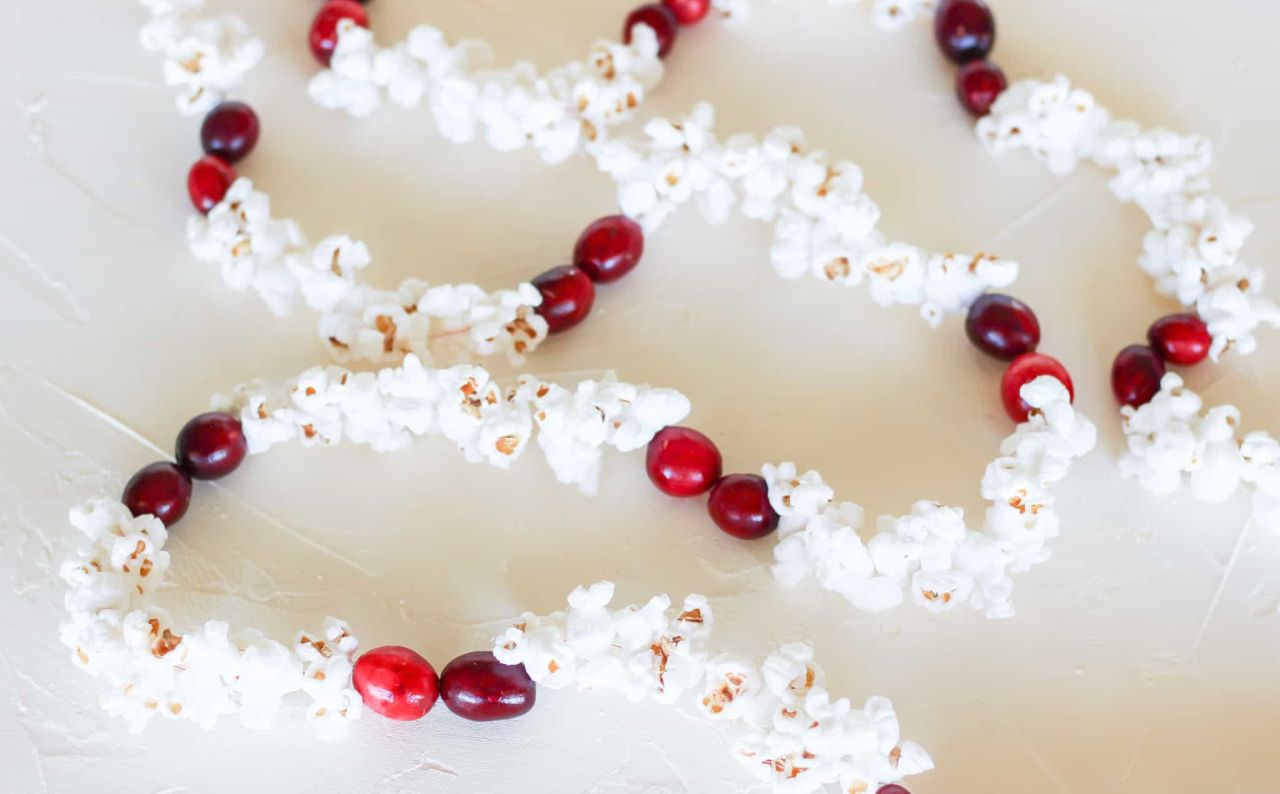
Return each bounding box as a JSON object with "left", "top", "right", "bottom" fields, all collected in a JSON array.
[
  {"left": 439, "top": 651, "right": 537, "bottom": 722},
  {"left": 533, "top": 265, "right": 596, "bottom": 333},
  {"left": 965, "top": 293, "right": 1040, "bottom": 360},
  {"left": 1000, "top": 353, "right": 1074, "bottom": 422},
  {"left": 123, "top": 462, "right": 193, "bottom": 526},
  {"left": 353, "top": 646, "right": 439, "bottom": 721},
  {"left": 934, "top": 0, "right": 995, "bottom": 65},
  {"left": 200, "top": 101, "right": 260, "bottom": 164},
  {"left": 624, "top": 4, "right": 679, "bottom": 58},
  {"left": 573, "top": 215, "right": 645, "bottom": 284},
  {"left": 955, "top": 60, "right": 1007, "bottom": 116},
  {"left": 1111, "top": 345, "right": 1166, "bottom": 408},
  {"left": 662, "top": 0, "right": 711, "bottom": 24},
  {"left": 877, "top": 787, "right": 911, "bottom": 794},
  {"left": 309, "top": 0, "right": 369, "bottom": 66},
  {"left": 187, "top": 156, "right": 235, "bottom": 214},
  {"left": 707, "top": 474, "right": 779, "bottom": 540},
  {"left": 1147, "top": 313, "right": 1211, "bottom": 365},
  {"left": 176, "top": 412, "right": 248, "bottom": 481},
  {"left": 646, "top": 426, "right": 723, "bottom": 497}
]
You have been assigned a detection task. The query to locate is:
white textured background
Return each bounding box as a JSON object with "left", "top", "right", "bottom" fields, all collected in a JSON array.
[{"left": 2, "top": 1, "right": 1279, "bottom": 792}]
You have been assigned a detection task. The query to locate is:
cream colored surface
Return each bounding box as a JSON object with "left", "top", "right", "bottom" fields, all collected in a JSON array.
[{"left": 2, "top": 1, "right": 1279, "bottom": 791}]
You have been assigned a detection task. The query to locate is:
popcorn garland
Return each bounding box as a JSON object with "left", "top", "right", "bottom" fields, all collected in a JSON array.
[{"left": 138, "top": 0, "right": 264, "bottom": 115}]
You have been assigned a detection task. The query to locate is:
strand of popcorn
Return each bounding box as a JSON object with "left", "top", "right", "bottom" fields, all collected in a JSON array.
[
  {"left": 58, "top": 499, "right": 362, "bottom": 738},
  {"left": 493, "top": 582, "right": 932, "bottom": 793},
  {"left": 137, "top": 0, "right": 263, "bottom": 115},
  {"left": 1120, "top": 373, "right": 1280, "bottom": 530},
  {"left": 187, "top": 178, "right": 548, "bottom": 366},
  {"left": 591, "top": 103, "right": 1020, "bottom": 326},
  {"left": 711, "top": 0, "right": 937, "bottom": 30},
  {"left": 769, "top": 376, "right": 1097, "bottom": 618},
  {"left": 978, "top": 75, "right": 1280, "bottom": 360},
  {"left": 307, "top": 21, "right": 664, "bottom": 164},
  {"left": 211, "top": 354, "right": 692, "bottom": 496}
]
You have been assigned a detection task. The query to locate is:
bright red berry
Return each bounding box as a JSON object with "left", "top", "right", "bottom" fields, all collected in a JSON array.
[
  {"left": 1111, "top": 345, "right": 1166, "bottom": 408},
  {"left": 310, "top": 0, "right": 369, "bottom": 66},
  {"left": 1147, "top": 313, "right": 1211, "bottom": 366},
  {"left": 1000, "top": 353, "right": 1074, "bottom": 423},
  {"left": 624, "top": 4, "right": 679, "bottom": 58},
  {"left": 352, "top": 646, "right": 440, "bottom": 721},
  {"left": 187, "top": 156, "right": 235, "bottom": 214},
  {"left": 533, "top": 265, "right": 596, "bottom": 333},
  {"left": 662, "top": 0, "right": 711, "bottom": 25},
  {"left": 707, "top": 474, "right": 779, "bottom": 540},
  {"left": 439, "top": 651, "right": 537, "bottom": 722},
  {"left": 646, "top": 427, "right": 723, "bottom": 497},
  {"left": 574, "top": 215, "right": 645, "bottom": 284},
  {"left": 123, "top": 462, "right": 193, "bottom": 527},
  {"left": 956, "top": 60, "right": 1007, "bottom": 116}
]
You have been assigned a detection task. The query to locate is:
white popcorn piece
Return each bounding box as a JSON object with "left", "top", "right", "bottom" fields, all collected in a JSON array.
[{"left": 137, "top": 0, "right": 263, "bottom": 114}]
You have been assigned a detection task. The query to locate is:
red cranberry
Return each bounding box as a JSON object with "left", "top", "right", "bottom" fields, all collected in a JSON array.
[
  {"left": 533, "top": 265, "right": 596, "bottom": 333},
  {"left": 310, "top": 0, "right": 369, "bottom": 66},
  {"left": 573, "top": 215, "right": 645, "bottom": 284},
  {"left": 187, "top": 156, "right": 235, "bottom": 214},
  {"left": 439, "top": 651, "right": 537, "bottom": 722},
  {"left": 624, "top": 4, "right": 679, "bottom": 58},
  {"left": 877, "top": 787, "right": 911, "bottom": 794},
  {"left": 662, "top": 0, "right": 711, "bottom": 24},
  {"left": 707, "top": 474, "right": 779, "bottom": 540},
  {"left": 1000, "top": 353, "right": 1074, "bottom": 423},
  {"left": 965, "top": 293, "right": 1040, "bottom": 360},
  {"left": 1111, "top": 345, "right": 1166, "bottom": 408},
  {"left": 123, "top": 462, "right": 193, "bottom": 526},
  {"left": 646, "top": 426, "right": 723, "bottom": 497},
  {"left": 353, "top": 646, "right": 440, "bottom": 721},
  {"left": 176, "top": 412, "right": 248, "bottom": 481},
  {"left": 200, "top": 101, "right": 260, "bottom": 164},
  {"left": 1147, "top": 313, "right": 1211, "bottom": 366},
  {"left": 934, "top": 0, "right": 995, "bottom": 65},
  {"left": 955, "top": 60, "right": 1007, "bottom": 116}
]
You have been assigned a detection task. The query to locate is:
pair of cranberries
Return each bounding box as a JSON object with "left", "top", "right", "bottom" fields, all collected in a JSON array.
[
  {"left": 187, "top": 100, "right": 261, "bottom": 213},
  {"left": 623, "top": 0, "right": 712, "bottom": 60},
  {"left": 122, "top": 413, "right": 248, "bottom": 526},
  {"left": 353, "top": 646, "right": 535, "bottom": 723},
  {"left": 963, "top": 293, "right": 1078, "bottom": 422},
  {"left": 933, "top": 0, "right": 1007, "bottom": 117},
  {"left": 1110, "top": 313, "right": 1211, "bottom": 408},
  {"left": 532, "top": 215, "right": 647, "bottom": 334}
]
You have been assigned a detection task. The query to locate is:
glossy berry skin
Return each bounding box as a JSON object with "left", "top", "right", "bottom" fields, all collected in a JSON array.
[
  {"left": 1147, "top": 313, "right": 1211, "bottom": 365},
  {"left": 123, "top": 462, "right": 193, "bottom": 527},
  {"left": 624, "top": 4, "right": 679, "bottom": 58},
  {"left": 662, "top": 0, "right": 711, "bottom": 24},
  {"left": 707, "top": 474, "right": 779, "bottom": 540},
  {"left": 353, "top": 646, "right": 440, "bottom": 721},
  {"left": 439, "top": 651, "right": 537, "bottom": 722},
  {"left": 200, "top": 101, "right": 260, "bottom": 164},
  {"left": 1000, "top": 353, "right": 1074, "bottom": 423},
  {"left": 955, "top": 60, "right": 1007, "bottom": 116},
  {"left": 646, "top": 426, "right": 723, "bottom": 497},
  {"left": 1111, "top": 345, "right": 1166, "bottom": 408},
  {"left": 176, "top": 412, "right": 248, "bottom": 481},
  {"left": 965, "top": 293, "right": 1040, "bottom": 360},
  {"left": 934, "top": 0, "right": 996, "bottom": 65},
  {"left": 877, "top": 787, "right": 911, "bottom": 794},
  {"left": 574, "top": 215, "right": 645, "bottom": 284},
  {"left": 187, "top": 156, "right": 236, "bottom": 214},
  {"left": 533, "top": 265, "right": 596, "bottom": 333},
  {"left": 309, "top": 0, "right": 369, "bottom": 66}
]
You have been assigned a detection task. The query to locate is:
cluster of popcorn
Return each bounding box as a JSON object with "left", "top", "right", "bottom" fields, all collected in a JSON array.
[
  {"left": 711, "top": 0, "right": 936, "bottom": 30},
  {"left": 137, "top": 0, "right": 263, "bottom": 115},
  {"left": 308, "top": 21, "right": 664, "bottom": 164},
  {"left": 188, "top": 178, "right": 547, "bottom": 366},
  {"left": 212, "top": 354, "right": 691, "bottom": 495},
  {"left": 770, "top": 376, "right": 1097, "bottom": 618},
  {"left": 493, "top": 582, "right": 931, "bottom": 792},
  {"left": 593, "top": 103, "right": 1020, "bottom": 326},
  {"left": 978, "top": 76, "right": 1280, "bottom": 359},
  {"left": 1120, "top": 373, "right": 1280, "bottom": 529},
  {"left": 59, "top": 500, "right": 361, "bottom": 738}
]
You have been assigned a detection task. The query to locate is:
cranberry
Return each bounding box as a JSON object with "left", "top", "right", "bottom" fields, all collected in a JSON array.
[
  {"left": 573, "top": 215, "right": 645, "bottom": 284},
  {"left": 646, "top": 426, "right": 723, "bottom": 497},
  {"left": 175, "top": 412, "right": 248, "bottom": 481},
  {"left": 533, "top": 265, "right": 596, "bottom": 333},
  {"left": 439, "top": 651, "right": 537, "bottom": 722},
  {"left": 877, "top": 787, "right": 911, "bottom": 794},
  {"left": 624, "top": 4, "right": 679, "bottom": 58},
  {"left": 1147, "top": 313, "right": 1211, "bottom": 366},
  {"left": 352, "top": 646, "right": 439, "bottom": 721},
  {"left": 662, "top": 0, "right": 711, "bottom": 25},
  {"left": 1000, "top": 353, "right": 1074, "bottom": 423},
  {"left": 187, "top": 156, "right": 235, "bottom": 214},
  {"left": 934, "top": 0, "right": 995, "bottom": 65},
  {"left": 200, "top": 101, "right": 260, "bottom": 164},
  {"left": 123, "top": 462, "right": 193, "bottom": 526},
  {"left": 965, "top": 293, "right": 1040, "bottom": 360},
  {"left": 1111, "top": 345, "right": 1166, "bottom": 408},
  {"left": 707, "top": 474, "right": 779, "bottom": 540},
  {"left": 955, "top": 60, "right": 1007, "bottom": 116},
  {"left": 309, "top": 0, "right": 369, "bottom": 66}
]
